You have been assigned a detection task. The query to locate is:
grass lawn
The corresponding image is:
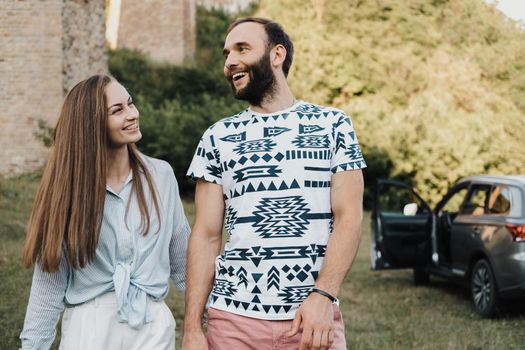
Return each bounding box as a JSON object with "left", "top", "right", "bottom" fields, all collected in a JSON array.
[{"left": 1, "top": 174, "right": 524, "bottom": 349}]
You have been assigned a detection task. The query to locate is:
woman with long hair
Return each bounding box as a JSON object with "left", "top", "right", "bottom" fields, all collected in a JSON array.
[{"left": 20, "top": 75, "right": 190, "bottom": 349}]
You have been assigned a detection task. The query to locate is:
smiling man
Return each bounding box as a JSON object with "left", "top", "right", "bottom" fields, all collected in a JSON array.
[{"left": 183, "top": 18, "right": 366, "bottom": 350}]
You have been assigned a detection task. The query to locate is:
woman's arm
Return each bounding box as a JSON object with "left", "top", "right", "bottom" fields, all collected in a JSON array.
[
  {"left": 168, "top": 173, "right": 191, "bottom": 291},
  {"left": 20, "top": 252, "right": 69, "bottom": 350}
]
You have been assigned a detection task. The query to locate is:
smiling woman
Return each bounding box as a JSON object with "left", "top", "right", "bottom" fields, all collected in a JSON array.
[
  {"left": 106, "top": 83, "right": 142, "bottom": 149},
  {"left": 19, "top": 75, "right": 190, "bottom": 350}
]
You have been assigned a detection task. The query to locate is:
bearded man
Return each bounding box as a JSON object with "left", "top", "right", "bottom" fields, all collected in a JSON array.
[{"left": 183, "top": 17, "right": 366, "bottom": 350}]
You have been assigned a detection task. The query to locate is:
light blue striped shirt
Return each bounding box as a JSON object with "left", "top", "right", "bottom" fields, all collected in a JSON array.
[{"left": 20, "top": 156, "right": 190, "bottom": 350}]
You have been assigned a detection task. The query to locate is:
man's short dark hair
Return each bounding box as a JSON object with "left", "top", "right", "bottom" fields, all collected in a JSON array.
[{"left": 227, "top": 17, "right": 294, "bottom": 77}]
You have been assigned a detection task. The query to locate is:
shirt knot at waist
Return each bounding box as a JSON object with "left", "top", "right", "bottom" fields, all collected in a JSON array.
[{"left": 113, "top": 262, "right": 151, "bottom": 329}]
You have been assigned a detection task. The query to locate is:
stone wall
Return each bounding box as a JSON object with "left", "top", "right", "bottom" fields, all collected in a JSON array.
[
  {"left": 116, "top": 0, "right": 196, "bottom": 64},
  {"left": 0, "top": 0, "right": 107, "bottom": 176},
  {"left": 62, "top": 0, "right": 108, "bottom": 94}
]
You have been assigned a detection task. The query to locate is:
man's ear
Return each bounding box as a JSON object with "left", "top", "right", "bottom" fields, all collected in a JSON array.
[{"left": 271, "top": 44, "right": 287, "bottom": 69}]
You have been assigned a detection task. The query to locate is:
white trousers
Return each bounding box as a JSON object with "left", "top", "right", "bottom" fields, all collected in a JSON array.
[{"left": 59, "top": 293, "right": 176, "bottom": 350}]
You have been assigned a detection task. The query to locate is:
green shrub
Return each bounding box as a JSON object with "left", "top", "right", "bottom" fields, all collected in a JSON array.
[{"left": 135, "top": 95, "right": 243, "bottom": 194}]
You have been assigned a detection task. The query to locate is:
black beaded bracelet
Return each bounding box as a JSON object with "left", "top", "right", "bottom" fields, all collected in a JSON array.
[{"left": 311, "top": 287, "right": 339, "bottom": 304}]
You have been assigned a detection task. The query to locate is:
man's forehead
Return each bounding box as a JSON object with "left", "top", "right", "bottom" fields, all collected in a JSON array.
[{"left": 224, "top": 22, "right": 267, "bottom": 48}]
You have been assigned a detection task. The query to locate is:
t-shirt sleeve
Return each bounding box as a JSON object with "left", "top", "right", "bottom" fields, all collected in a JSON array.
[
  {"left": 186, "top": 127, "right": 223, "bottom": 184},
  {"left": 330, "top": 111, "right": 367, "bottom": 173}
]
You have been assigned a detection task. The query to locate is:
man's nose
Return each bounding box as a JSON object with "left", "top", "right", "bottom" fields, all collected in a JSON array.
[{"left": 224, "top": 52, "right": 239, "bottom": 70}]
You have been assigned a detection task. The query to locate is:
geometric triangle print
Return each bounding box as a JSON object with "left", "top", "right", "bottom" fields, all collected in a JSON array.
[
  {"left": 250, "top": 257, "right": 262, "bottom": 267},
  {"left": 252, "top": 273, "right": 263, "bottom": 282}
]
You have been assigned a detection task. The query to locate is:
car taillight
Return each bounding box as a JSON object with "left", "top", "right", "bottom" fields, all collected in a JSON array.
[{"left": 506, "top": 224, "right": 525, "bottom": 242}]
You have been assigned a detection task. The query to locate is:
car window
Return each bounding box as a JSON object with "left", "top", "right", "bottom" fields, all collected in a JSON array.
[
  {"left": 460, "top": 185, "right": 490, "bottom": 216},
  {"left": 488, "top": 186, "right": 511, "bottom": 215},
  {"left": 441, "top": 187, "right": 469, "bottom": 213},
  {"left": 378, "top": 185, "right": 429, "bottom": 214}
]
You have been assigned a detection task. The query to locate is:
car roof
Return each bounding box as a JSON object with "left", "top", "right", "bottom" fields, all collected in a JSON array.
[{"left": 458, "top": 175, "right": 525, "bottom": 187}]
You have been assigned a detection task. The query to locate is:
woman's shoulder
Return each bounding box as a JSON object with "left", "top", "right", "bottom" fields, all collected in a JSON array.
[{"left": 140, "top": 154, "right": 175, "bottom": 181}]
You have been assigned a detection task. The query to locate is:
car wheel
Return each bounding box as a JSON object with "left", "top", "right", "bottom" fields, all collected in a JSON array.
[
  {"left": 470, "top": 259, "right": 498, "bottom": 318},
  {"left": 413, "top": 267, "right": 429, "bottom": 285}
]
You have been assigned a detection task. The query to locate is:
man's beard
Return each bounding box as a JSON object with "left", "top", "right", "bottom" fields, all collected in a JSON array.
[{"left": 229, "top": 50, "right": 276, "bottom": 107}]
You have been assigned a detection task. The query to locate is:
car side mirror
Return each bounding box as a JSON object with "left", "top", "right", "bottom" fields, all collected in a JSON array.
[{"left": 403, "top": 203, "right": 418, "bottom": 216}]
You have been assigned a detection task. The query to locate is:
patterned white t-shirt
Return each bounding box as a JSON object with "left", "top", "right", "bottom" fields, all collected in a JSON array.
[{"left": 187, "top": 100, "right": 366, "bottom": 320}]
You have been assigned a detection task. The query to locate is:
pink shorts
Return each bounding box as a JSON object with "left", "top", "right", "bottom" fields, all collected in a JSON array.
[{"left": 206, "top": 304, "right": 346, "bottom": 350}]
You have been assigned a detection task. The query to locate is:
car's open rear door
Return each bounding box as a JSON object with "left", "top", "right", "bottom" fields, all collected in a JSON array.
[{"left": 371, "top": 180, "right": 433, "bottom": 270}]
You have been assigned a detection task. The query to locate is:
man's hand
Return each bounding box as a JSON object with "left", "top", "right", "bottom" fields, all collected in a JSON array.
[
  {"left": 287, "top": 293, "right": 334, "bottom": 350},
  {"left": 182, "top": 328, "right": 209, "bottom": 350}
]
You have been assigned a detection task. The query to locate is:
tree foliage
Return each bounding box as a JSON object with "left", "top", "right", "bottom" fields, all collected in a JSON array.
[{"left": 256, "top": 0, "right": 525, "bottom": 205}]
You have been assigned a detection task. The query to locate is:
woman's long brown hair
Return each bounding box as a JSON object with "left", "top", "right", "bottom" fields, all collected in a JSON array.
[{"left": 23, "top": 75, "right": 161, "bottom": 272}]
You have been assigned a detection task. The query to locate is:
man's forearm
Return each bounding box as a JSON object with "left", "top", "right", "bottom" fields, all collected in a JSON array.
[
  {"left": 314, "top": 216, "right": 362, "bottom": 298},
  {"left": 183, "top": 231, "right": 221, "bottom": 331}
]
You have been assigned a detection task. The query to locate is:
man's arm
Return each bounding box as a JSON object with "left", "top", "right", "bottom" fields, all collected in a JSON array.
[
  {"left": 289, "top": 169, "right": 364, "bottom": 350},
  {"left": 182, "top": 180, "right": 225, "bottom": 349}
]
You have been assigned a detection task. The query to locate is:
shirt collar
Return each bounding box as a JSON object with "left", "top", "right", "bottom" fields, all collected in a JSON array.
[{"left": 106, "top": 171, "right": 134, "bottom": 197}]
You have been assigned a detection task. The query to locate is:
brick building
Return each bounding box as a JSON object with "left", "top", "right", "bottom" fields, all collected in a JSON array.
[
  {"left": 0, "top": 0, "right": 198, "bottom": 176},
  {"left": 0, "top": 0, "right": 107, "bottom": 176},
  {"left": 107, "top": 0, "right": 196, "bottom": 64}
]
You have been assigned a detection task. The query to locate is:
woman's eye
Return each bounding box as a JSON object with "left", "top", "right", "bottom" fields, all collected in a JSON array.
[{"left": 111, "top": 108, "right": 122, "bottom": 115}]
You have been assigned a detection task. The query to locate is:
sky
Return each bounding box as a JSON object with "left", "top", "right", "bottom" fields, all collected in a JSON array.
[{"left": 487, "top": 0, "right": 525, "bottom": 22}]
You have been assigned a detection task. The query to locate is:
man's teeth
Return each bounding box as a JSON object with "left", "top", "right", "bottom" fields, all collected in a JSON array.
[{"left": 233, "top": 72, "right": 247, "bottom": 81}]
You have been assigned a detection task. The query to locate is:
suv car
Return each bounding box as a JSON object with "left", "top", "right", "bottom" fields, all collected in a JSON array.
[{"left": 371, "top": 175, "right": 525, "bottom": 317}]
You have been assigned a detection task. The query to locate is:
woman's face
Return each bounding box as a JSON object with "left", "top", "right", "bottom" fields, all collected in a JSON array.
[{"left": 105, "top": 81, "right": 141, "bottom": 148}]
